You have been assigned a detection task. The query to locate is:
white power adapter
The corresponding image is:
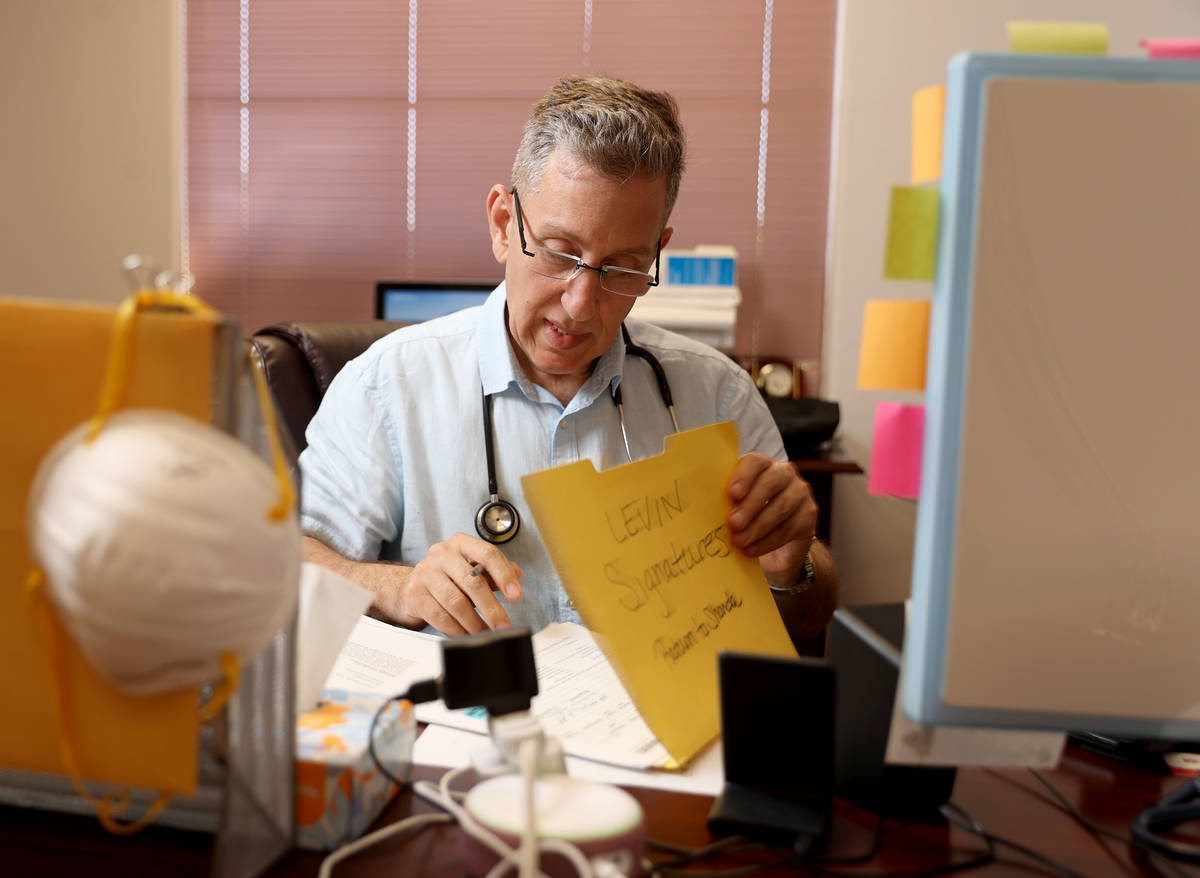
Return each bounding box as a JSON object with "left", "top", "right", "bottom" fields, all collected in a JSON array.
[{"left": 471, "top": 711, "right": 567, "bottom": 778}]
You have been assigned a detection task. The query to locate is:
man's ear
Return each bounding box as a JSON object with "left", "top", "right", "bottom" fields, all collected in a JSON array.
[
  {"left": 660, "top": 226, "right": 675, "bottom": 251},
  {"left": 486, "top": 185, "right": 513, "bottom": 264}
]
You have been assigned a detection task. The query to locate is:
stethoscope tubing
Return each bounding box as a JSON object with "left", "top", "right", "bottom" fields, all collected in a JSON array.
[{"left": 475, "top": 323, "right": 676, "bottom": 544}]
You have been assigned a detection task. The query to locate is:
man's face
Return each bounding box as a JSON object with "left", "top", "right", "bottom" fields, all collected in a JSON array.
[{"left": 486, "top": 149, "right": 673, "bottom": 401}]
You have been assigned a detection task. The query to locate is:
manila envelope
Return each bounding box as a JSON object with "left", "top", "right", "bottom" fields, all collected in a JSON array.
[{"left": 522, "top": 421, "right": 797, "bottom": 765}]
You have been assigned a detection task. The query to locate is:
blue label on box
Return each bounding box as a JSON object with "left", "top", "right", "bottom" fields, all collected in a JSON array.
[{"left": 666, "top": 255, "right": 736, "bottom": 286}]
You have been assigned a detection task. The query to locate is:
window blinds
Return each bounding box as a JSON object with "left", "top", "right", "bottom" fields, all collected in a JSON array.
[{"left": 186, "top": 0, "right": 835, "bottom": 365}]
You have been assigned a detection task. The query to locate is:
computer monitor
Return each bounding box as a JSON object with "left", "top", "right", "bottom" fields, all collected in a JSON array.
[
  {"left": 903, "top": 53, "right": 1200, "bottom": 741},
  {"left": 374, "top": 280, "right": 496, "bottom": 322}
]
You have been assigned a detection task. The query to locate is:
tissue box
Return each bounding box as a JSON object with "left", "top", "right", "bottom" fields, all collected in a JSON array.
[{"left": 295, "top": 690, "right": 417, "bottom": 850}]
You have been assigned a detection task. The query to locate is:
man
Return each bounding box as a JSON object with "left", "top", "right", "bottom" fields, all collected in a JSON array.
[{"left": 301, "top": 76, "right": 836, "bottom": 639}]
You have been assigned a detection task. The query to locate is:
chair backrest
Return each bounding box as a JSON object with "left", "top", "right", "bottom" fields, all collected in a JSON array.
[{"left": 250, "top": 320, "right": 407, "bottom": 465}]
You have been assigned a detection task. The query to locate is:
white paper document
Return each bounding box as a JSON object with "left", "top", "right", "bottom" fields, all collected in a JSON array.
[
  {"left": 323, "top": 617, "right": 672, "bottom": 770},
  {"left": 417, "top": 623, "right": 673, "bottom": 770},
  {"left": 884, "top": 603, "right": 1066, "bottom": 770},
  {"left": 413, "top": 724, "right": 724, "bottom": 796},
  {"left": 295, "top": 562, "right": 374, "bottom": 714},
  {"left": 323, "top": 614, "right": 443, "bottom": 698},
  {"left": 885, "top": 662, "right": 1065, "bottom": 769}
]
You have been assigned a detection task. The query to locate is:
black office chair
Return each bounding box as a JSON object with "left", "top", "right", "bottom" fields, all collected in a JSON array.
[{"left": 249, "top": 321, "right": 407, "bottom": 467}]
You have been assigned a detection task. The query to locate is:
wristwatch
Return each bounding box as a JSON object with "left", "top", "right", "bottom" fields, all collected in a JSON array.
[{"left": 769, "top": 536, "right": 818, "bottom": 595}]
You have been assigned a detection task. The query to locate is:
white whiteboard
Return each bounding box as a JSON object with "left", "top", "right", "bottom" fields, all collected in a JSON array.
[{"left": 904, "top": 54, "right": 1200, "bottom": 739}]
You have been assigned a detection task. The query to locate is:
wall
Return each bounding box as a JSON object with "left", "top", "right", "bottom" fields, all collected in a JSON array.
[
  {"left": 823, "top": 0, "right": 1200, "bottom": 606},
  {"left": 7, "top": 1, "right": 1197, "bottom": 608},
  {"left": 0, "top": 1, "right": 182, "bottom": 304}
]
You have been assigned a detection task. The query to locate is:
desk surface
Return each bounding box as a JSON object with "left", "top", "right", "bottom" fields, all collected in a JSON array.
[
  {"left": 3, "top": 745, "right": 1193, "bottom": 878},
  {"left": 790, "top": 456, "right": 863, "bottom": 476}
]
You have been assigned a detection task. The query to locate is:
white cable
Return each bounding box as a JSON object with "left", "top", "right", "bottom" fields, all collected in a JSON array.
[
  {"left": 416, "top": 779, "right": 527, "bottom": 875},
  {"left": 539, "top": 838, "right": 594, "bottom": 877},
  {"left": 419, "top": 760, "right": 597, "bottom": 878},
  {"left": 440, "top": 765, "right": 472, "bottom": 802},
  {"left": 519, "top": 737, "right": 540, "bottom": 878},
  {"left": 483, "top": 856, "right": 513, "bottom": 878},
  {"left": 316, "top": 811, "right": 452, "bottom": 878},
  {"left": 419, "top": 775, "right": 597, "bottom": 878},
  {"left": 479, "top": 835, "right": 596, "bottom": 878}
]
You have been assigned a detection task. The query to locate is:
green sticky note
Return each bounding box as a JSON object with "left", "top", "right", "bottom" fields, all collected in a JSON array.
[
  {"left": 1008, "top": 21, "right": 1109, "bottom": 55},
  {"left": 884, "top": 186, "right": 939, "bottom": 281}
]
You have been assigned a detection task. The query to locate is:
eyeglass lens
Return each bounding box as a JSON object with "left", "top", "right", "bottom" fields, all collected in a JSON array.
[{"left": 514, "top": 188, "right": 658, "bottom": 297}]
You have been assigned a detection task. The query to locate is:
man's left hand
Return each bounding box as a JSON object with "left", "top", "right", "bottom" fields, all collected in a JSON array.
[{"left": 725, "top": 452, "right": 819, "bottom": 588}]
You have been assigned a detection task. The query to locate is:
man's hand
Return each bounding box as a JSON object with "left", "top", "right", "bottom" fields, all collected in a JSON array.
[
  {"left": 725, "top": 453, "right": 819, "bottom": 588},
  {"left": 303, "top": 534, "right": 523, "bottom": 636},
  {"left": 394, "top": 534, "right": 523, "bottom": 634},
  {"left": 724, "top": 453, "right": 838, "bottom": 639}
]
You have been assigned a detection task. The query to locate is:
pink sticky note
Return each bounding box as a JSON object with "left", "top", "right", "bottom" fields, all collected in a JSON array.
[
  {"left": 868, "top": 402, "right": 925, "bottom": 499},
  {"left": 1140, "top": 38, "right": 1200, "bottom": 60}
]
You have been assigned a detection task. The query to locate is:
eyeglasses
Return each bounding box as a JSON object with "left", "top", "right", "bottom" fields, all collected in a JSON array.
[{"left": 511, "top": 188, "right": 660, "bottom": 298}]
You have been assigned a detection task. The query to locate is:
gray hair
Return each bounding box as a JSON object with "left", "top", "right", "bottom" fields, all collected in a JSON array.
[{"left": 511, "top": 76, "right": 687, "bottom": 223}]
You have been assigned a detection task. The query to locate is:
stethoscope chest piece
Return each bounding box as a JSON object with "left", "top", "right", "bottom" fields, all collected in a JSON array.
[
  {"left": 476, "top": 495, "right": 519, "bottom": 543},
  {"left": 474, "top": 324, "right": 674, "bottom": 546},
  {"left": 477, "top": 390, "right": 521, "bottom": 544}
]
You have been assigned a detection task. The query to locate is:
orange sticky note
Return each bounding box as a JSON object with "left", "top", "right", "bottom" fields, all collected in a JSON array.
[
  {"left": 884, "top": 186, "right": 940, "bottom": 280},
  {"left": 868, "top": 402, "right": 924, "bottom": 499},
  {"left": 912, "top": 84, "right": 945, "bottom": 184},
  {"left": 857, "top": 300, "right": 930, "bottom": 391},
  {"left": 1008, "top": 21, "right": 1109, "bottom": 55}
]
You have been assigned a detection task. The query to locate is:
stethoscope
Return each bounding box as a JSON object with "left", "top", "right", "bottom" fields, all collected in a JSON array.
[{"left": 475, "top": 324, "right": 680, "bottom": 544}]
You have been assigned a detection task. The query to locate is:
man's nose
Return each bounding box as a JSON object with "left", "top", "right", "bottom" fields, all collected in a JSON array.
[{"left": 560, "top": 267, "right": 603, "bottom": 322}]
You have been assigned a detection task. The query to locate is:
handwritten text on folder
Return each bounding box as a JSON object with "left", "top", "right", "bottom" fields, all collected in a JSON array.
[{"left": 522, "top": 421, "right": 796, "bottom": 765}]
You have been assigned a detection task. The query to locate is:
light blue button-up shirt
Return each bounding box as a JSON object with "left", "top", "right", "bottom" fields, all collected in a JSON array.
[{"left": 299, "top": 284, "right": 787, "bottom": 630}]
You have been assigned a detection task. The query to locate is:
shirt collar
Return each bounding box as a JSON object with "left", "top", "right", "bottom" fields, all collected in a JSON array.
[
  {"left": 476, "top": 281, "right": 629, "bottom": 408},
  {"left": 477, "top": 283, "right": 523, "bottom": 397}
]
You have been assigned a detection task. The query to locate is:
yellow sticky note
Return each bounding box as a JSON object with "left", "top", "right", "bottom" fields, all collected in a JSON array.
[
  {"left": 884, "top": 185, "right": 940, "bottom": 280},
  {"left": 912, "top": 84, "right": 945, "bottom": 185},
  {"left": 522, "top": 422, "right": 797, "bottom": 766},
  {"left": 857, "top": 300, "right": 930, "bottom": 391},
  {"left": 1008, "top": 21, "right": 1109, "bottom": 55}
]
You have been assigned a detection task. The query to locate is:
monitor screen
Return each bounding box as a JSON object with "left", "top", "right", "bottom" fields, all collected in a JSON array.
[{"left": 375, "top": 280, "right": 496, "bottom": 322}]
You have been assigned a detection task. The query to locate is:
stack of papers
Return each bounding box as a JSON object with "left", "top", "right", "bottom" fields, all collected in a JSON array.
[
  {"left": 322, "top": 617, "right": 723, "bottom": 794},
  {"left": 629, "top": 285, "right": 741, "bottom": 350}
]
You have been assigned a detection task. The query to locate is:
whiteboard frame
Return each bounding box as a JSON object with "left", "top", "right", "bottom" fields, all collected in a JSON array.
[{"left": 903, "top": 52, "right": 1200, "bottom": 739}]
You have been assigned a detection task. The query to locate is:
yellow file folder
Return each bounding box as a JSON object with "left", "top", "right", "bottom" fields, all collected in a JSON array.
[
  {"left": 523, "top": 422, "right": 798, "bottom": 766},
  {"left": 0, "top": 298, "right": 234, "bottom": 794}
]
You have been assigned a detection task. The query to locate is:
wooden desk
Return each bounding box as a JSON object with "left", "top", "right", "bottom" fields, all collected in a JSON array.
[{"left": 3, "top": 745, "right": 1191, "bottom": 877}]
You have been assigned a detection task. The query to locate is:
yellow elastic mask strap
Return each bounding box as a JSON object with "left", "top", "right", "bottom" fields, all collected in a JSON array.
[
  {"left": 24, "top": 574, "right": 239, "bottom": 834},
  {"left": 23, "top": 569, "right": 172, "bottom": 834},
  {"left": 86, "top": 290, "right": 220, "bottom": 443},
  {"left": 199, "top": 652, "right": 241, "bottom": 723},
  {"left": 247, "top": 344, "right": 297, "bottom": 521}
]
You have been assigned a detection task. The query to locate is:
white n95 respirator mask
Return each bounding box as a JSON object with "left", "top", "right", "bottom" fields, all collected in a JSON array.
[{"left": 27, "top": 408, "right": 300, "bottom": 696}]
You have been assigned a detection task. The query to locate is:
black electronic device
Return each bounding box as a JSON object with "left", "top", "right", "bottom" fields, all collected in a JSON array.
[
  {"left": 826, "top": 603, "right": 955, "bottom": 819},
  {"left": 374, "top": 280, "right": 496, "bottom": 322},
  {"left": 762, "top": 395, "right": 840, "bottom": 458},
  {"left": 440, "top": 627, "right": 539, "bottom": 717},
  {"left": 707, "top": 651, "right": 834, "bottom": 853}
]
